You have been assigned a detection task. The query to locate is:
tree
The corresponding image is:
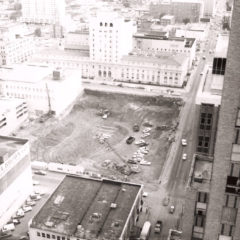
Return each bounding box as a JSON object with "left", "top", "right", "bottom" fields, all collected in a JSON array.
[
  {"left": 34, "top": 28, "right": 42, "bottom": 37},
  {"left": 183, "top": 18, "right": 190, "bottom": 25}
]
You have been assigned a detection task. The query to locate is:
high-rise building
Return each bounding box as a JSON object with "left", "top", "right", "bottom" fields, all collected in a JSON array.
[
  {"left": 202, "top": 0, "right": 216, "bottom": 17},
  {"left": 89, "top": 11, "right": 137, "bottom": 63},
  {"left": 204, "top": 0, "right": 240, "bottom": 239},
  {"left": 21, "top": 0, "right": 65, "bottom": 25},
  {"left": 182, "top": 1, "right": 240, "bottom": 239}
]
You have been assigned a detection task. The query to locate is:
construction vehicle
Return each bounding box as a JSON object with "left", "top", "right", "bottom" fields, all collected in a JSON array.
[{"left": 104, "top": 139, "right": 140, "bottom": 175}]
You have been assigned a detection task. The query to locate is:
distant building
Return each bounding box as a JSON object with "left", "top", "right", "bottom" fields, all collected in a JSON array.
[
  {"left": 202, "top": 0, "right": 216, "bottom": 17},
  {"left": 0, "top": 136, "right": 32, "bottom": 228},
  {"left": 149, "top": 0, "right": 204, "bottom": 23},
  {"left": 64, "top": 30, "right": 89, "bottom": 51},
  {"left": 0, "top": 98, "right": 28, "bottom": 135},
  {"left": 0, "top": 65, "right": 83, "bottom": 116},
  {"left": 0, "top": 22, "right": 35, "bottom": 65},
  {"left": 133, "top": 32, "right": 196, "bottom": 69},
  {"left": 89, "top": 11, "right": 137, "bottom": 63},
  {"left": 29, "top": 175, "right": 143, "bottom": 240},
  {"left": 160, "top": 15, "right": 175, "bottom": 25},
  {"left": 21, "top": 0, "right": 65, "bottom": 25},
  {"left": 175, "top": 25, "right": 208, "bottom": 41}
]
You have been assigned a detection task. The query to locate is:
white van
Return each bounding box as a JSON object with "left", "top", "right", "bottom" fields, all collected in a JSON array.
[
  {"left": 2, "top": 223, "right": 15, "bottom": 232},
  {"left": 140, "top": 221, "right": 151, "bottom": 240}
]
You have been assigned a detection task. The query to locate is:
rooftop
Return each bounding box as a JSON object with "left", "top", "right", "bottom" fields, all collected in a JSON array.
[
  {"left": 31, "top": 175, "right": 142, "bottom": 239},
  {"left": 161, "top": 15, "right": 174, "bottom": 20},
  {"left": 0, "top": 135, "right": 28, "bottom": 158},
  {"left": 122, "top": 53, "right": 188, "bottom": 67},
  {"left": 196, "top": 65, "right": 223, "bottom": 106},
  {"left": 215, "top": 34, "right": 229, "bottom": 58},
  {"left": 0, "top": 65, "right": 51, "bottom": 83}
]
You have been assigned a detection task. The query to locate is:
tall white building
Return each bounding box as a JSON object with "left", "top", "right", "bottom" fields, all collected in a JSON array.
[
  {"left": 21, "top": 0, "right": 65, "bottom": 25},
  {"left": 89, "top": 11, "right": 137, "bottom": 63}
]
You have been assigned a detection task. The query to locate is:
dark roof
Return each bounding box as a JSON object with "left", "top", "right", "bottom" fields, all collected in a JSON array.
[{"left": 30, "top": 175, "right": 142, "bottom": 239}]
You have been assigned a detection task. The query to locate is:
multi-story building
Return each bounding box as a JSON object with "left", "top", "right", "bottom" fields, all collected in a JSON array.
[
  {"left": 0, "top": 136, "right": 32, "bottom": 228},
  {"left": 31, "top": 48, "right": 189, "bottom": 87},
  {"left": 29, "top": 175, "right": 143, "bottom": 240},
  {"left": 202, "top": 0, "right": 216, "bottom": 17},
  {"left": 182, "top": 2, "right": 240, "bottom": 239},
  {"left": 21, "top": 0, "right": 65, "bottom": 25},
  {"left": 203, "top": 1, "right": 240, "bottom": 239},
  {"left": 89, "top": 11, "right": 137, "bottom": 63},
  {"left": 133, "top": 32, "right": 196, "bottom": 69},
  {"left": 0, "top": 22, "right": 35, "bottom": 65},
  {"left": 64, "top": 30, "right": 89, "bottom": 51},
  {"left": 0, "top": 65, "right": 83, "bottom": 116},
  {"left": 149, "top": 0, "right": 204, "bottom": 23},
  {"left": 0, "top": 98, "right": 28, "bottom": 135}
]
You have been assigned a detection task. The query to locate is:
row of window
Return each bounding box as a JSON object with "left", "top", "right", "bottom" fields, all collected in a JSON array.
[
  {"left": 134, "top": 47, "right": 191, "bottom": 53},
  {"left": 5, "top": 85, "right": 49, "bottom": 92},
  {"left": 99, "top": 22, "right": 113, "bottom": 27}
]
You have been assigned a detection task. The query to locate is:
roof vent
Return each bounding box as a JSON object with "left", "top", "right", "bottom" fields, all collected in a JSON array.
[
  {"left": 45, "top": 221, "right": 54, "bottom": 227},
  {"left": 52, "top": 70, "right": 61, "bottom": 80},
  {"left": 122, "top": 188, "right": 126, "bottom": 192},
  {"left": 110, "top": 203, "right": 117, "bottom": 208}
]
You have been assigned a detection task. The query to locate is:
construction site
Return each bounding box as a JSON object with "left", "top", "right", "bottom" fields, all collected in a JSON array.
[{"left": 17, "top": 89, "right": 182, "bottom": 183}]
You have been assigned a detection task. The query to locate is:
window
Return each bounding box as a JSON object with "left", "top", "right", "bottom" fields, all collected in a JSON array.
[
  {"left": 57, "top": 237, "right": 60, "bottom": 240},
  {"left": 47, "top": 234, "right": 50, "bottom": 239},
  {"left": 52, "top": 235, "right": 56, "bottom": 239},
  {"left": 42, "top": 233, "right": 46, "bottom": 238},
  {"left": 105, "top": 23, "right": 107, "bottom": 27},
  {"left": 62, "top": 237, "right": 65, "bottom": 240},
  {"left": 37, "top": 232, "right": 40, "bottom": 237},
  {"left": 100, "top": 22, "right": 103, "bottom": 26},
  {"left": 110, "top": 23, "right": 113, "bottom": 27}
]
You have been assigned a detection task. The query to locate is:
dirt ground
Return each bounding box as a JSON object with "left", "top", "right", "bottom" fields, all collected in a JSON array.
[{"left": 17, "top": 90, "right": 182, "bottom": 184}]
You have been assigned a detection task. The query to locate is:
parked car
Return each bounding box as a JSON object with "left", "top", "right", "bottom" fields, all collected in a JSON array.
[
  {"left": 127, "top": 159, "right": 137, "bottom": 164},
  {"left": 1, "top": 224, "right": 15, "bottom": 233},
  {"left": 34, "top": 170, "right": 47, "bottom": 175},
  {"left": 182, "top": 153, "right": 187, "bottom": 160},
  {"left": 133, "top": 124, "right": 140, "bottom": 132},
  {"left": 126, "top": 136, "right": 135, "bottom": 144},
  {"left": 169, "top": 205, "right": 175, "bottom": 214},
  {"left": 33, "top": 180, "right": 40, "bottom": 186},
  {"left": 181, "top": 139, "right": 187, "bottom": 146},
  {"left": 163, "top": 196, "right": 170, "bottom": 206},
  {"left": 22, "top": 206, "right": 32, "bottom": 213},
  {"left": 140, "top": 160, "right": 151, "bottom": 166},
  {"left": 154, "top": 220, "right": 162, "bottom": 233},
  {"left": 26, "top": 200, "right": 36, "bottom": 206}
]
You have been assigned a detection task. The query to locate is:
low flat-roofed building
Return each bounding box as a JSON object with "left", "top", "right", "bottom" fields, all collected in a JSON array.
[
  {"left": 29, "top": 175, "right": 143, "bottom": 240},
  {"left": 0, "top": 65, "right": 83, "bottom": 116},
  {"left": 64, "top": 30, "right": 89, "bottom": 51},
  {"left": 196, "top": 65, "right": 223, "bottom": 106},
  {"left": 0, "top": 135, "right": 32, "bottom": 228},
  {"left": 0, "top": 98, "right": 28, "bottom": 135},
  {"left": 160, "top": 15, "right": 175, "bottom": 25}
]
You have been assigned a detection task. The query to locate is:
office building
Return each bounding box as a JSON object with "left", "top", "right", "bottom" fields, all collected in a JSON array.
[
  {"left": 0, "top": 136, "right": 32, "bottom": 228},
  {"left": 204, "top": 1, "right": 240, "bottom": 239},
  {"left": 29, "top": 175, "right": 143, "bottom": 240},
  {"left": 182, "top": 1, "right": 240, "bottom": 239},
  {"left": 149, "top": 0, "right": 204, "bottom": 23},
  {"left": 133, "top": 32, "right": 196, "bottom": 69},
  {"left": 202, "top": 0, "right": 216, "bottom": 17},
  {"left": 0, "top": 22, "right": 35, "bottom": 65},
  {"left": 21, "top": 0, "right": 65, "bottom": 25},
  {"left": 160, "top": 15, "right": 175, "bottom": 25},
  {"left": 0, "top": 98, "right": 28, "bottom": 135},
  {"left": 89, "top": 11, "right": 137, "bottom": 63},
  {"left": 0, "top": 65, "right": 83, "bottom": 116}
]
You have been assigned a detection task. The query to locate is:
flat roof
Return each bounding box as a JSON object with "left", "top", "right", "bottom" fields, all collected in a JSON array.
[
  {"left": 161, "top": 15, "right": 174, "bottom": 20},
  {"left": 215, "top": 34, "right": 229, "bottom": 58},
  {"left": 122, "top": 53, "right": 188, "bottom": 67},
  {"left": 31, "top": 175, "right": 141, "bottom": 239},
  {"left": 39, "top": 48, "right": 89, "bottom": 58},
  {"left": 0, "top": 65, "right": 51, "bottom": 83},
  {"left": 0, "top": 135, "right": 28, "bottom": 158}
]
